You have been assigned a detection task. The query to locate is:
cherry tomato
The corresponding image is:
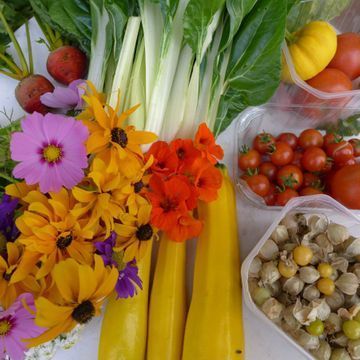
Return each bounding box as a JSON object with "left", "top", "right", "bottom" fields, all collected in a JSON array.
[
  {"left": 323, "top": 133, "right": 343, "bottom": 148},
  {"left": 326, "top": 141, "right": 354, "bottom": 164},
  {"left": 270, "top": 142, "right": 294, "bottom": 166},
  {"left": 259, "top": 162, "right": 277, "bottom": 182},
  {"left": 238, "top": 146, "right": 261, "bottom": 171},
  {"left": 253, "top": 132, "right": 276, "bottom": 154},
  {"left": 303, "top": 172, "right": 321, "bottom": 188},
  {"left": 349, "top": 139, "right": 360, "bottom": 157},
  {"left": 246, "top": 174, "right": 270, "bottom": 197},
  {"left": 276, "top": 165, "right": 303, "bottom": 190},
  {"left": 275, "top": 188, "right": 299, "bottom": 206},
  {"left": 300, "top": 187, "right": 323, "bottom": 196},
  {"left": 306, "top": 68, "right": 353, "bottom": 93},
  {"left": 331, "top": 164, "right": 360, "bottom": 209},
  {"left": 301, "top": 147, "right": 327, "bottom": 172},
  {"left": 298, "top": 129, "right": 324, "bottom": 149},
  {"left": 277, "top": 132, "right": 298, "bottom": 150},
  {"left": 291, "top": 150, "right": 303, "bottom": 168},
  {"left": 263, "top": 183, "right": 277, "bottom": 206},
  {"left": 328, "top": 32, "right": 360, "bottom": 80}
]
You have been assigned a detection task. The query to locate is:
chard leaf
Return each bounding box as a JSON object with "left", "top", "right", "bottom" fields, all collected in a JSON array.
[
  {"left": 220, "top": 0, "right": 257, "bottom": 52},
  {"left": 184, "top": 0, "right": 225, "bottom": 61},
  {"left": 214, "top": 0, "right": 286, "bottom": 136},
  {"left": 287, "top": 0, "right": 351, "bottom": 33}
]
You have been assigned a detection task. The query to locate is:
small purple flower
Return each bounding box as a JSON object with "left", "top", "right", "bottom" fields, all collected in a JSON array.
[
  {"left": 0, "top": 194, "right": 19, "bottom": 242},
  {"left": 94, "top": 232, "right": 117, "bottom": 267},
  {"left": 40, "top": 79, "right": 85, "bottom": 110},
  {"left": 95, "top": 232, "right": 143, "bottom": 299}
]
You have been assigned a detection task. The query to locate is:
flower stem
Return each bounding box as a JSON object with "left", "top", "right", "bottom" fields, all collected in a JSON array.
[
  {"left": 0, "top": 11, "right": 29, "bottom": 77},
  {"left": 0, "top": 53, "right": 22, "bottom": 76},
  {"left": 25, "top": 21, "right": 34, "bottom": 75}
]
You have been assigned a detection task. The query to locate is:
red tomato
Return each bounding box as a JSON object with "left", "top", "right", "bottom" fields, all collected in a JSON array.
[
  {"left": 270, "top": 142, "right": 294, "bottom": 166},
  {"left": 326, "top": 141, "right": 354, "bottom": 164},
  {"left": 298, "top": 129, "right": 324, "bottom": 149},
  {"left": 253, "top": 132, "right": 276, "bottom": 154},
  {"left": 303, "top": 172, "right": 321, "bottom": 188},
  {"left": 349, "top": 139, "right": 360, "bottom": 157},
  {"left": 300, "top": 187, "right": 323, "bottom": 196},
  {"left": 276, "top": 165, "right": 303, "bottom": 190},
  {"left": 301, "top": 147, "right": 327, "bottom": 172},
  {"left": 275, "top": 188, "right": 299, "bottom": 206},
  {"left": 277, "top": 132, "right": 298, "bottom": 150},
  {"left": 331, "top": 164, "right": 360, "bottom": 209},
  {"left": 292, "top": 150, "right": 303, "bottom": 168},
  {"left": 306, "top": 68, "right": 353, "bottom": 93},
  {"left": 259, "top": 162, "right": 277, "bottom": 182},
  {"left": 238, "top": 147, "right": 261, "bottom": 171},
  {"left": 328, "top": 33, "right": 360, "bottom": 80},
  {"left": 335, "top": 157, "right": 356, "bottom": 169},
  {"left": 263, "top": 184, "right": 277, "bottom": 206},
  {"left": 323, "top": 133, "right": 343, "bottom": 148},
  {"left": 246, "top": 174, "right": 270, "bottom": 197}
]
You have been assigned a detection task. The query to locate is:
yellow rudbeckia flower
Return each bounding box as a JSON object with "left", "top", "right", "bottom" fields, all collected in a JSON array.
[
  {"left": 16, "top": 189, "right": 97, "bottom": 279},
  {"left": 80, "top": 95, "right": 157, "bottom": 177},
  {"left": 26, "top": 255, "right": 118, "bottom": 347},
  {"left": 114, "top": 203, "right": 156, "bottom": 262}
]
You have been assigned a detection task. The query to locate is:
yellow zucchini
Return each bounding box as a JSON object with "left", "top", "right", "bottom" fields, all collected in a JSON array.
[
  {"left": 147, "top": 234, "right": 187, "bottom": 360},
  {"left": 98, "top": 241, "right": 152, "bottom": 360},
  {"left": 182, "top": 168, "right": 245, "bottom": 360}
]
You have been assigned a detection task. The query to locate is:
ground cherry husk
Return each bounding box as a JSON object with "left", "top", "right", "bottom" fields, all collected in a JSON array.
[
  {"left": 317, "top": 278, "right": 335, "bottom": 296},
  {"left": 293, "top": 245, "right": 313, "bottom": 266},
  {"left": 317, "top": 263, "right": 333, "bottom": 278}
]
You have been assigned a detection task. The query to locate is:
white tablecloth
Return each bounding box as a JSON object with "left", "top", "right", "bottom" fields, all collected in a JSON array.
[{"left": 0, "top": 20, "right": 306, "bottom": 360}]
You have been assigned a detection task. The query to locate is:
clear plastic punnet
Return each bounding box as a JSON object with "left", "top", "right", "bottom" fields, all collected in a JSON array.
[
  {"left": 241, "top": 195, "right": 360, "bottom": 360},
  {"left": 234, "top": 104, "right": 360, "bottom": 214},
  {"left": 270, "top": 0, "right": 360, "bottom": 114}
]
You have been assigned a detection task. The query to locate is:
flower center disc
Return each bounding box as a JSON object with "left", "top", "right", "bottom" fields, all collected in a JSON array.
[
  {"left": 133, "top": 180, "right": 144, "bottom": 193},
  {"left": 0, "top": 318, "right": 12, "bottom": 336},
  {"left": 43, "top": 145, "right": 62, "bottom": 163},
  {"left": 72, "top": 300, "right": 95, "bottom": 324},
  {"left": 56, "top": 234, "right": 73, "bottom": 249},
  {"left": 111, "top": 128, "right": 128, "bottom": 148},
  {"left": 136, "top": 224, "right": 153, "bottom": 241}
]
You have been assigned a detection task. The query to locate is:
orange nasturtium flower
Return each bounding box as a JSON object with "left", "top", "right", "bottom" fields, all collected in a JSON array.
[
  {"left": 194, "top": 123, "right": 224, "bottom": 164},
  {"left": 15, "top": 189, "right": 96, "bottom": 279},
  {"left": 26, "top": 256, "right": 118, "bottom": 347},
  {"left": 80, "top": 95, "right": 157, "bottom": 177}
]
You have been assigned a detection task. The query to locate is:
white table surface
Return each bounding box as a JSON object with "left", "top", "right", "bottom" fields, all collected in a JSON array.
[{"left": 0, "top": 20, "right": 307, "bottom": 360}]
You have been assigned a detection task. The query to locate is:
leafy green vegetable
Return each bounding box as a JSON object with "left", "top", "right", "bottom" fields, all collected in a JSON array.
[
  {"left": 287, "top": 0, "right": 351, "bottom": 33},
  {"left": 213, "top": 0, "right": 287, "bottom": 135},
  {"left": 319, "top": 113, "right": 360, "bottom": 137}
]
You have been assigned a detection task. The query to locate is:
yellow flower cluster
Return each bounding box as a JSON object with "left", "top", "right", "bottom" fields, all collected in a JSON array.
[{"left": 2, "top": 82, "right": 157, "bottom": 345}]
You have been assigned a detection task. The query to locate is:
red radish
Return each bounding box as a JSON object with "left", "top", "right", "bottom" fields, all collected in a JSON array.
[
  {"left": 15, "top": 75, "right": 54, "bottom": 114},
  {"left": 47, "top": 46, "right": 87, "bottom": 85}
]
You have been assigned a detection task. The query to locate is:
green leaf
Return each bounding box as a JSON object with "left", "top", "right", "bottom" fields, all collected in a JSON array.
[
  {"left": 318, "top": 113, "right": 360, "bottom": 137},
  {"left": 214, "top": 0, "right": 287, "bottom": 135},
  {"left": 286, "top": 0, "right": 351, "bottom": 33},
  {"left": 183, "top": 0, "right": 225, "bottom": 61},
  {"left": 220, "top": 0, "right": 257, "bottom": 52}
]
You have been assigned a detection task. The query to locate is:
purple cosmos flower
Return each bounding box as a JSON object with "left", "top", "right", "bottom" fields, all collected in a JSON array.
[
  {"left": 95, "top": 232, "right": 142, "bottom": 299},
  {"left": 0, "top": 293, "right": 45, "bottom": 360},
  {"left": 40, "top": 79, "right": 85, "bottom": 110},
  {"left": 10, "top": 112, "right": 89, "bottom": 193},
  {"left": 0, "top": 194, "right": 19, "bottom": 242}
]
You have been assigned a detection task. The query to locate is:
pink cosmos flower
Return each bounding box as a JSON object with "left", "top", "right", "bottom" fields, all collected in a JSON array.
[
  {"left": 0, "top": 293, "right": 45, "bottom": 360},
  {"left": 40, "top": 79, "right": 85, "bottom": 110},
  {"left": 11, "top": 112, "right": 89, "bottom": 193}
]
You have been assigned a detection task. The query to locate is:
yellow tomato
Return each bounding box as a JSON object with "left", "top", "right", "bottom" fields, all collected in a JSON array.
[{"left": 282, "top": 21, "right": 337, "bottom": 81}]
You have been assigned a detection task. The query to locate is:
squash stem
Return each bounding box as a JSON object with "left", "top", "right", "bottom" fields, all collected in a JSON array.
[{"left": 0, "top": 11, "right": 29, "bottom": 76}]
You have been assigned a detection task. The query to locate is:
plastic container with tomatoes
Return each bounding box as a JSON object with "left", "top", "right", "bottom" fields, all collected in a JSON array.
[
  {"left": 234, "top": 105, "right": 360, "bottom": 212},
  {"left": 269, "top": 0, "right": 360, "bottom": 120}
]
